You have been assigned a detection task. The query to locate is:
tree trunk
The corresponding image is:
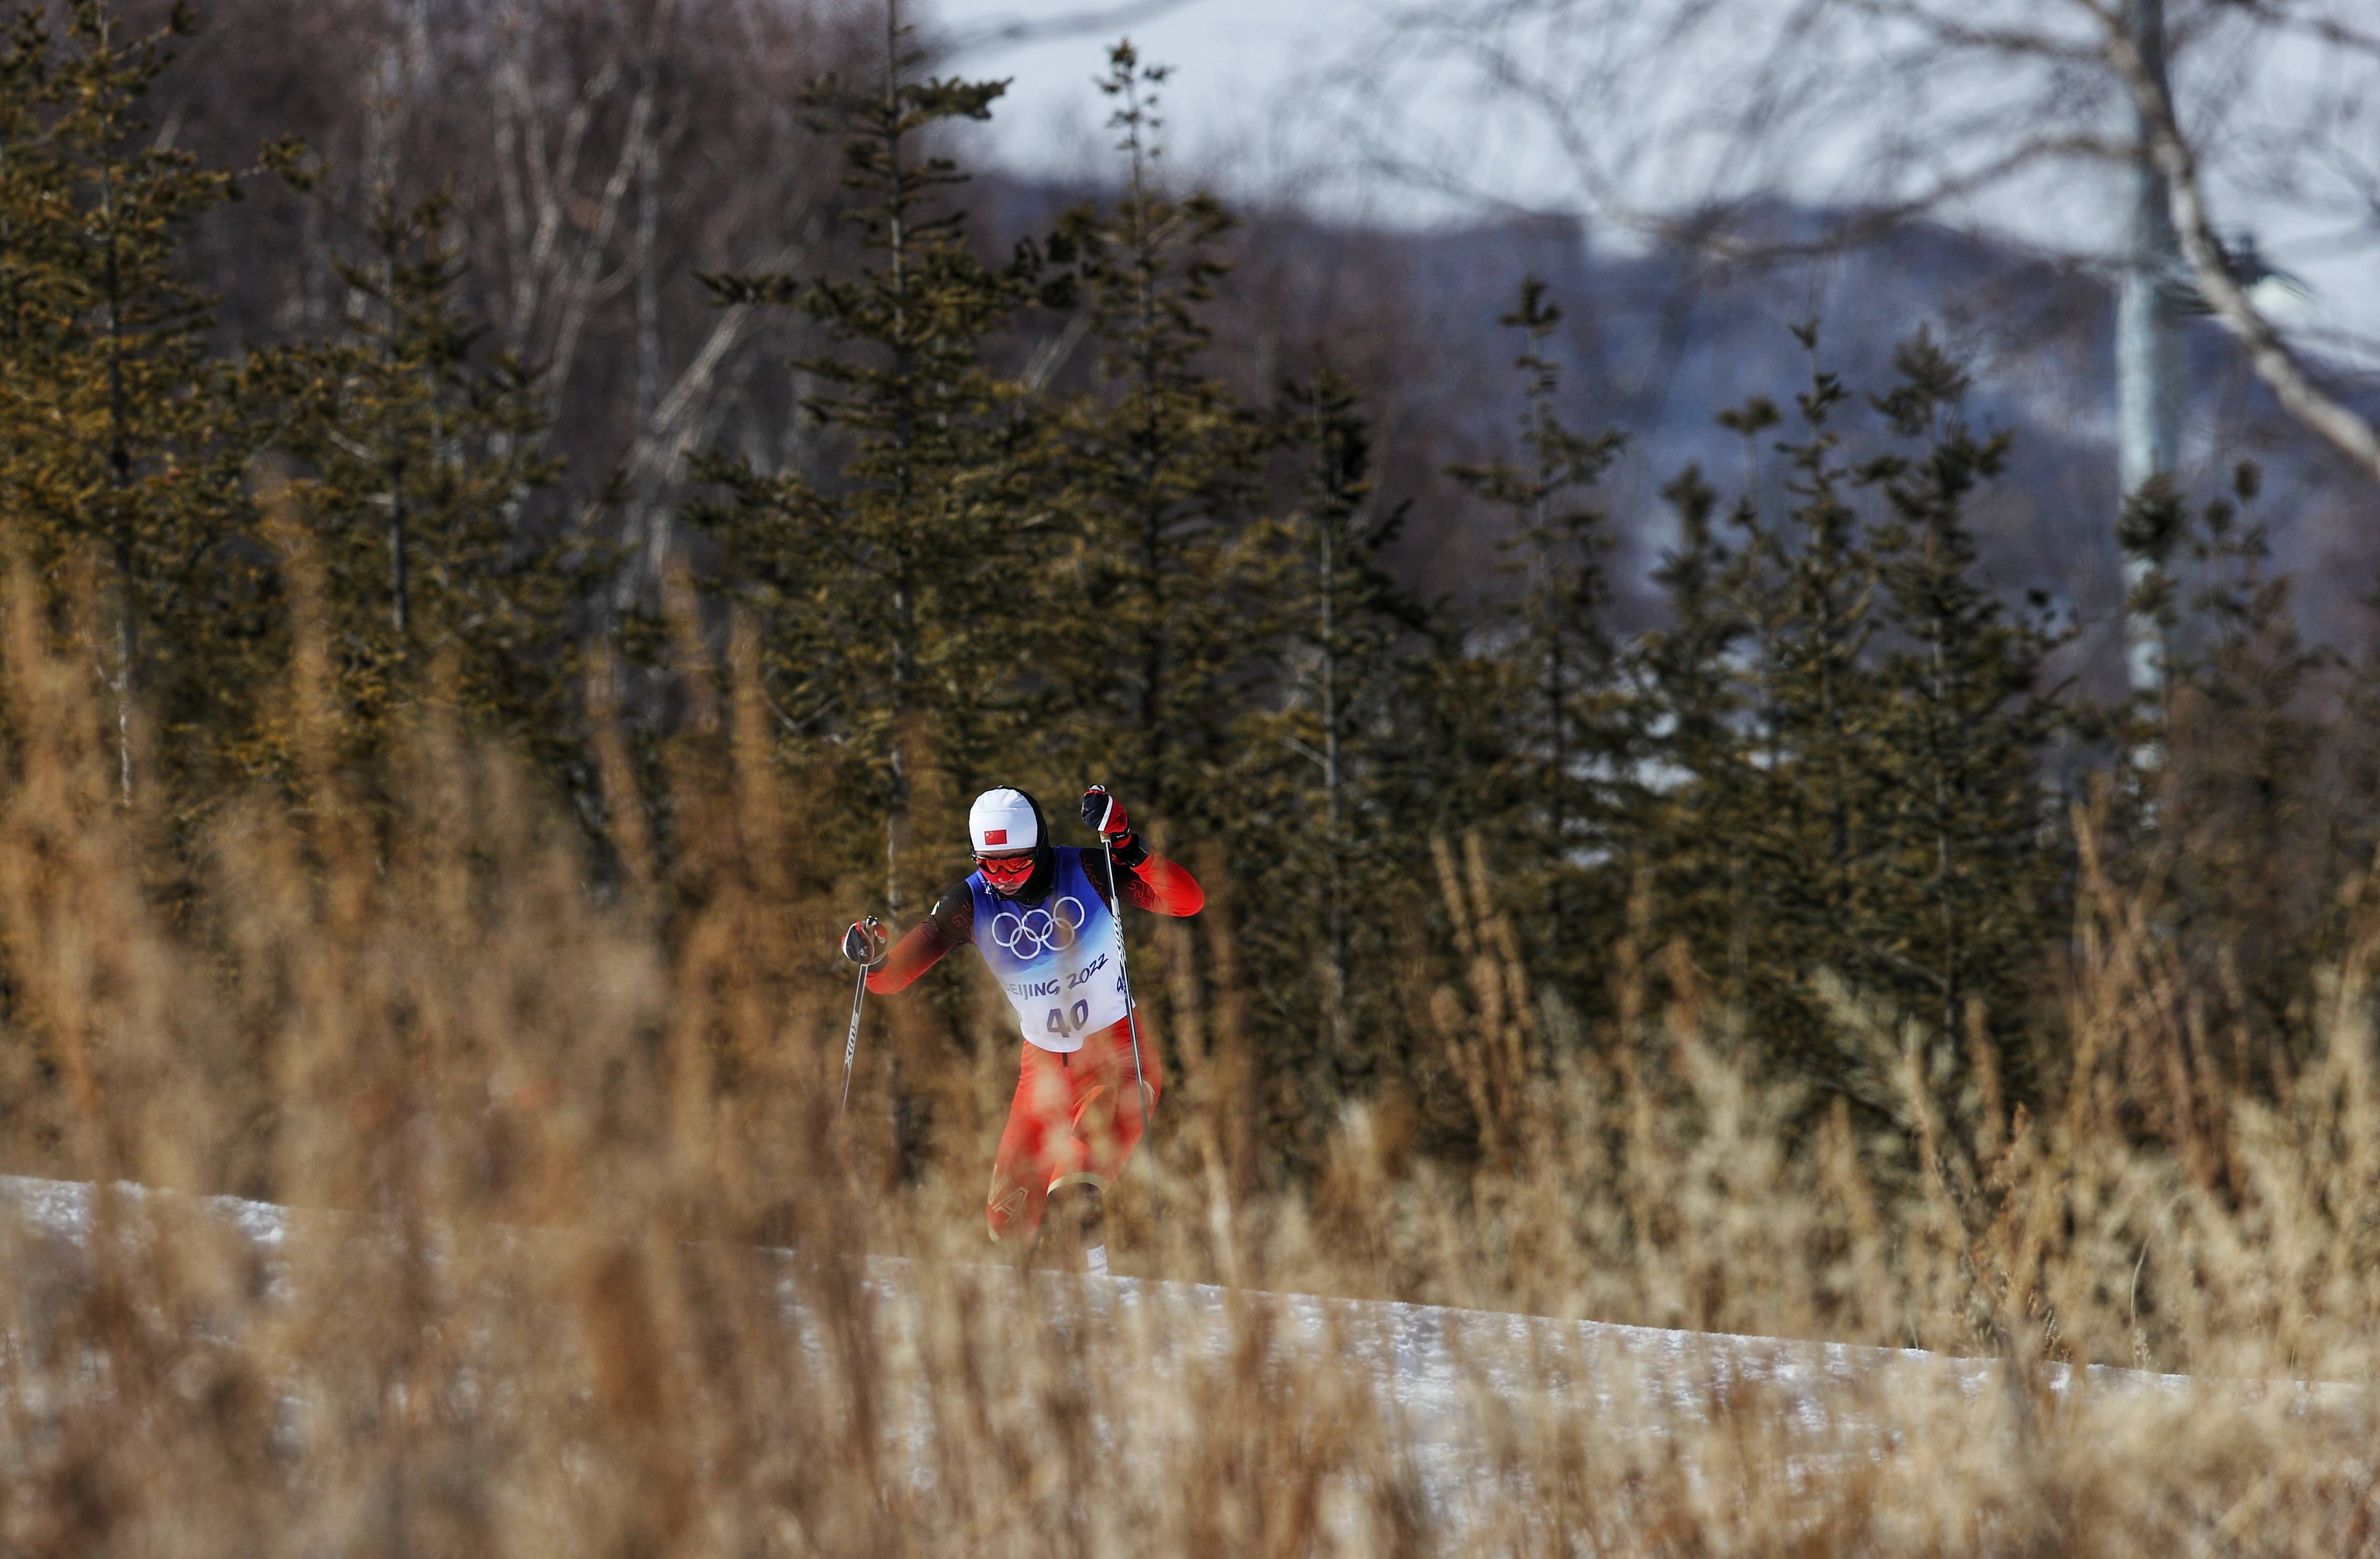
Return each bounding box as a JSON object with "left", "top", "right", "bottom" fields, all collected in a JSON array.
[
  {"left": 1319, "top": 504, "right": 1351, "bottom": 1067},
  {"left": 102, "top": 159, "right": 136, "bottom": 807}
]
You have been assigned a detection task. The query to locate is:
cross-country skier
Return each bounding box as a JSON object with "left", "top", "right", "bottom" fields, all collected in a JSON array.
[{"left": 840, "top": 786, "right": 1203, "bottom": 1271}]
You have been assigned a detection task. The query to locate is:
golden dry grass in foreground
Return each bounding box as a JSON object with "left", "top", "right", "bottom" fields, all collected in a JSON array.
[{"left": 0, "top": 587, "right": 2375, "bottom": 1555}]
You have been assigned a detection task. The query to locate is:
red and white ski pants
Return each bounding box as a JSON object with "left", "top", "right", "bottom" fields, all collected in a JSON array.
[{"left": 985, "top": 1015, "right": 1162, "bottom": 1244}]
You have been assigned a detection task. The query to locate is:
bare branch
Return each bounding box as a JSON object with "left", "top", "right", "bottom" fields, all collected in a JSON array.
[
  {"left": 2099, "top": 2, "right": 2380, "bottom": 484},
  {"left": 2218, "top": 0, "right": 2380, "bottom": 61},
  {"left": 545, "top": 69, "right": 663, "bottom": 397},
  {"left": 941, "top": 0, "right": 1205, "bottom": 59},
  {"left": 1841, "top": 0, "right": 2102, "bottom": 62},
  {"left": 1321, "top": 0, "right": 2133, "bottom": 273},
  {"left": 1020, "top": 308, "right": 1091, "bottom": 394}
]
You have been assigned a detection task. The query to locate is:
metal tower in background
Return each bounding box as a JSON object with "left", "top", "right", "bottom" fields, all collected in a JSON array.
[{"left": 2118, "top": 0, "right": 2182, "bottom": 705}]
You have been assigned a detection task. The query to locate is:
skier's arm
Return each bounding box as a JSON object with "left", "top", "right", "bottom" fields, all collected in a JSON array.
[
  {"left": 865, "top": 886, "right": 975, "bottom": 994},
  {"left": 1079, "top": 786, "right": 1205, "bottom": 917},
  {"left": 1111, "top": 846, "right": 1204, "bottom": 916}
]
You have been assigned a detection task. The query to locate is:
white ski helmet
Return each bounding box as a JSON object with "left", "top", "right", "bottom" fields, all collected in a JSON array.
[{"left": 968, "top": 787, "right": 1040, "bottom": 854}]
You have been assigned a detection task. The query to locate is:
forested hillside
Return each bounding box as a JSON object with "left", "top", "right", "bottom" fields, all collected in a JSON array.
[
  {"left": 0, "top": 0, "right": 2373, "bottom": 1176},
  {"left": 135, "top": 0, "right": 2380, "bottom": 660}
]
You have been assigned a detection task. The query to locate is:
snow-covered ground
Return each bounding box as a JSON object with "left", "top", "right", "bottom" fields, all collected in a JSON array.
[{"left": 0, "top": 1170, "right": 2351, "bottom": 1525}]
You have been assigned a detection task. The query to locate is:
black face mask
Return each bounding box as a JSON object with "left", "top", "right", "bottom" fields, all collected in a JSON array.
[{"left": 1005, "top": 847, "right": 1058, "bottom": 905}]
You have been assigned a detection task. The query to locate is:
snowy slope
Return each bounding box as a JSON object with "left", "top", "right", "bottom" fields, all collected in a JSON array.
[{"left": 0, "top": 1170, "right": 2344, "bottom": 1519}]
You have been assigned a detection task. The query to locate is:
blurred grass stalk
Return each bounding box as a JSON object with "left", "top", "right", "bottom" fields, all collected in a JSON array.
[{"left": 0, "top": 551, "right": 2374, "bottom": 1556}]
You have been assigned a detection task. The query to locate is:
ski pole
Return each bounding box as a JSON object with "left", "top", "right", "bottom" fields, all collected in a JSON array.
[
  {"left": 839, "top": 915, "right": 881, "bottom": 1116},
  {"left": 1098, "top": 825, "right": 1157, "bottom": 1200}
]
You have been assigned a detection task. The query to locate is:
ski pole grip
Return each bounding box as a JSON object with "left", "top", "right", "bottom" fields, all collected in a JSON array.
[{"left": 842, "top": 917, "right": 888, "bottom": 967}]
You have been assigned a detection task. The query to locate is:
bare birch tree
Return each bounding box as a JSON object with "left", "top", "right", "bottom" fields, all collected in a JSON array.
[{"left": 151, "top": 0, "right": 870, "bottom": 608}]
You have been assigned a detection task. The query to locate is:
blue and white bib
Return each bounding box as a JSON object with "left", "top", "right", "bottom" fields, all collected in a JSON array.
[{"left": 969, "top": 847, "right": 1131, "bottom": 1052}]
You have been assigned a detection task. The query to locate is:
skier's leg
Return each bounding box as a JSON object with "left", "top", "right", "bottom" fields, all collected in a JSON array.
[
  {"left": 1075, "top": 1014, "right": 1163, "bottom": 1185},
  {"left": 985, "top": 1044, "right": 1078, "bottom": 1245},
  {"left": 1045, "top": 1178, "right": 1106, "bottom": 1275}
]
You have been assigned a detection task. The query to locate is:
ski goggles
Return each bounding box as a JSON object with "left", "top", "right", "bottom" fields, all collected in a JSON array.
[{"left": 975, "top": 851, "right": 1037, "bottom": 891}]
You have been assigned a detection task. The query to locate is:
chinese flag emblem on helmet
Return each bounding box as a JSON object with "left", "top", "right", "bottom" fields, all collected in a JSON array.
[{"left": 967, "top": 789, "right": 1039, "bottom": 854}]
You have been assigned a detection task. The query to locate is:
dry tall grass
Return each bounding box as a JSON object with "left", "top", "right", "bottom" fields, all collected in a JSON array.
[{"left": 0, "top": 574, "right": 2375, "bottom": 1556}]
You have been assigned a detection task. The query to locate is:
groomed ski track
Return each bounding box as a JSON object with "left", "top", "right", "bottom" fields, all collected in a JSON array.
[{"left": 1, "top": 1173, "right": 2354, "bottom": 1532}]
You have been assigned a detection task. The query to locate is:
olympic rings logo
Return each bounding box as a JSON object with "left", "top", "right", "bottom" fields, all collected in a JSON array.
[{"left": 992, "top": 896, "right": 1087, "bottom": 957}]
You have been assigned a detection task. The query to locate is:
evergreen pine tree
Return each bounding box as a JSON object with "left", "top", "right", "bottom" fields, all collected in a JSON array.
[
  {"left": 1044, "top": 41, "right": 1268, "bottom": 830},
  {"left": 0, "top": 1, "right": 261, "bottom": 807},
  {"left": 1721, "top": 342, "right": 1891, "bottom": 1083},
  {"left": 257, "top": 190, "right": 603, "bottom": 799},
  {"left": 1449, "top": 278, "right": 1628, "bottom": 993},
  {"left": 1639, "top": 331, "right": 2069, "bottom": 1113},
  {"left": 1242, "top": 370, "right": 1421, "bottom": 1102},
  {"left": 688, "top": 0, "right": 1043, "bottom": 918},
  {"left": 2150, "top": 461, "right": 2331, "bottom": 1061},
  {"left": 1376, "top": 602, "right": 1523, "bottom": 856},
  {"left": 1860, "top": 330, "right": 2066, "bottom": 1094},
  {"left": 1633, "top": 461, "right": 1758, "bottom": 1013}
]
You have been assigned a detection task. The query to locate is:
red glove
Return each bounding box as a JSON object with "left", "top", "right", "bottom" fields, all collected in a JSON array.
[
  {"left": 1080, "top": 785, "right": 1131, "bottom": 838},
  {"left": 1081, "top": 786, "right": 1150, "bottom": 868},
  {"left": 840, "top": 917, "right": 887, "bottom": 967}
]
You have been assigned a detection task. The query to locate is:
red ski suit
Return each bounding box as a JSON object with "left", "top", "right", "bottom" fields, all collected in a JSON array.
[{"left": 866, "top": 843, "right": 1203, "bottom": 1243}]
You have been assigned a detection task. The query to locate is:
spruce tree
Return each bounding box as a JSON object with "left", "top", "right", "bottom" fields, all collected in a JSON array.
[
  {"left": 1860, "top": 330, "right": 2065, "bottom": 1093},
  {"left": 256, "top": 190, "right": 602, "bottom": 798},
  {"left": 2150, "top": 462, "right": 2331, "bottom": 1062},
  {"left": 1637, "top": 331, "right": 2069, "bottom": 1113},
  {"left": 1376, "top": 603, "right": 1523, "bottom": 857},
  {"left": 1043, "top": 41, "right": 1268, "bottom": 830},
  {"left": 1449, "top": 277, "right": 1628, "bottom": 993},
  {"left": 688, "top": 0, "right": 1042, "bottom": 918},
  {"left": 1241, "top": 370, "right": 1420, "bottom": 1099},
  {"left": 1721, "top": 343, "right": 1891, "bottom": 1082},
  {"left": 1633, "top": 462, "right": 1758, "bottom": 1014},
  {"left": 0, "top": 1, "right": 258, "bottom": 807}
]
